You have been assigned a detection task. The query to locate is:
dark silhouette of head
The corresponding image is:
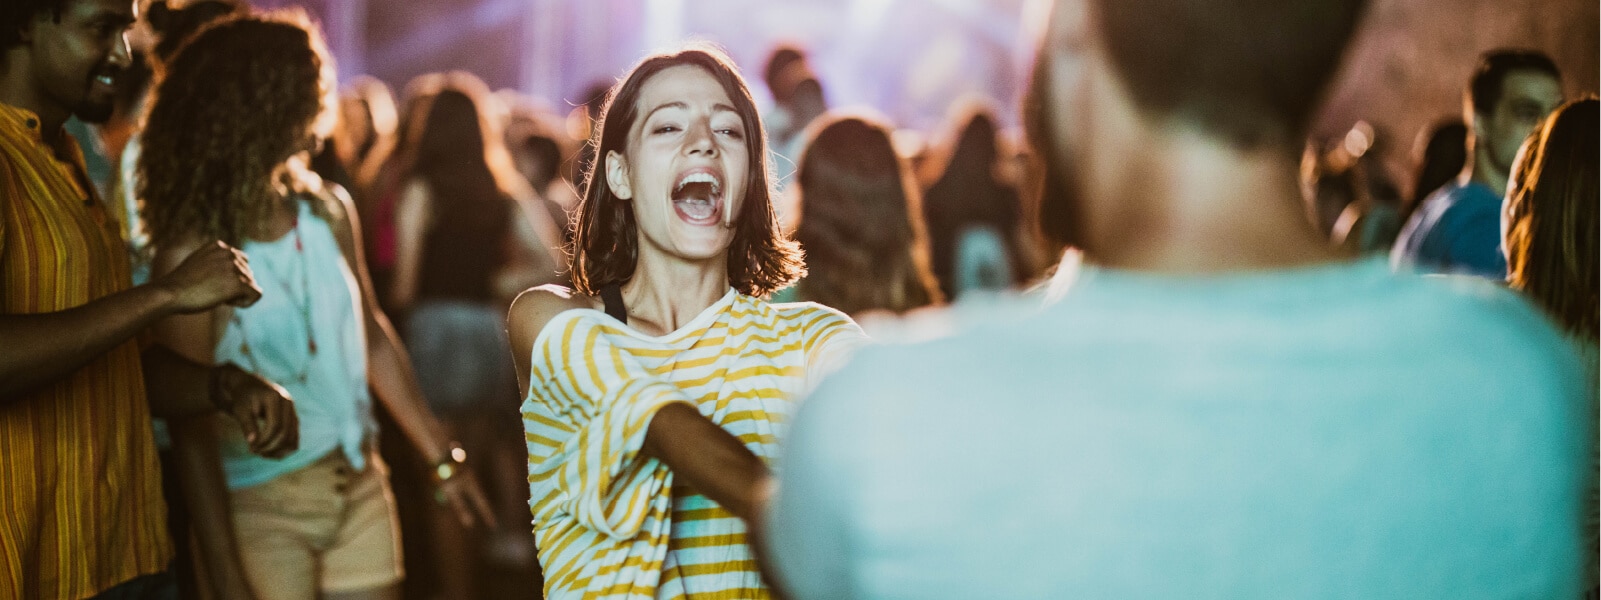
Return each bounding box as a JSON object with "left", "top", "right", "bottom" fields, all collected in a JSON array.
[{"left": 794, "top": 113, "right": 941, "bottom": 315}]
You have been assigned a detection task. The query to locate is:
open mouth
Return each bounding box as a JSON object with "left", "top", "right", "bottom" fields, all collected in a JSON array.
[{"left": 671, "top": 169, "right": 723, "bottom": 225}]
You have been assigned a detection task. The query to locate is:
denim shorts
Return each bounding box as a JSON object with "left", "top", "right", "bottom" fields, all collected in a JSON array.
[{"left": 404, "top": 301, "right": 518, "bottom": 417}]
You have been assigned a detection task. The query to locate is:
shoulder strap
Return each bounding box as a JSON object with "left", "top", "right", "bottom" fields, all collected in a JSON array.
[{"left": 599, "top": 283, "right": 627, "bottom": 324}]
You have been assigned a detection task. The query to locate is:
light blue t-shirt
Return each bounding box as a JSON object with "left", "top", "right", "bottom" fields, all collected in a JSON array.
[
  {"left": 769, "top": 257, "right": 1591, "bottom": 599},
  {"left": 214, "top": 199, "right": 375, "bottom": 490}
]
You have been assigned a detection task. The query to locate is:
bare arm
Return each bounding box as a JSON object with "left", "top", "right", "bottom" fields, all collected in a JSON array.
[
  {"left": 0, "top": 241, "right": 261, "bottom": 402},
  {"left": 507, "top": 287, "right": 774, "bottom": 524},
  {"left": 387, "top": 179, "right": 430, "bottom": 313},
  {"left": 149, "top": 236, "right": 298, "bottom": 456},
  {"left": 168, "top": 414, "right": 260, "bottom": 600},
  {"left": 321, "top": 186, "right": 496, "bottom": 528}
]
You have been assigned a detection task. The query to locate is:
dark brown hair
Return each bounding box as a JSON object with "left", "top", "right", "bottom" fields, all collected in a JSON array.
[
  {"left": 1094, "top": 0, "right": 1369, "bottom": 149},
  {"left": 1469, "top": 50, "right": 1561, "bottom": 117},
  {"left": 140, "top": 10, "right": 332, "bottom": 248},
  {"left": 794, "top": 113, "right": 941, "bottom": 315},
  {"left": 1504, "top": 97, "right": 1598, "bottom": 342},
  {"left": 568, "top": 43, "right": 803, "bottom": 297}
]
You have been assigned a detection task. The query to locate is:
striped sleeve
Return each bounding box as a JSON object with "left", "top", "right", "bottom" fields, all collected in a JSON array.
[
  {"left": 797, "top": 305, "right": 868, "bottom": 391},
  {"left": 525, "top": 312, "right": 695, "bottom": 539}
]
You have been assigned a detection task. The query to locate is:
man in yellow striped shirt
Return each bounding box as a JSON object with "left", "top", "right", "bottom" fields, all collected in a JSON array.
[{"left": 1, "top": 0, "right": 299, "bottom": 597}]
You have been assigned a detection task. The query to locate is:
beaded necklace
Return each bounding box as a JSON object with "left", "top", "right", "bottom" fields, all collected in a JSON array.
[{"left": 233, "top": 206, "right": 318, "bottom": 384}]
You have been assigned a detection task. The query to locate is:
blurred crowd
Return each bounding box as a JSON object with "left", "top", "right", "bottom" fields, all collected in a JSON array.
[{"left": 0, "top": 0, "right": 1596, "bottom": 598}]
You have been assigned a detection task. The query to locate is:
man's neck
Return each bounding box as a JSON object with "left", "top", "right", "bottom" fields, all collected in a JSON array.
[
  {"left": 1468, "top": 148, "right": 1509, "bottom": 198},
  {"left": 0, "top": 52, "right": 69, "bottom": 143},
  {"left": 1079, "top": 129, "right": 1346, "bottom": 275}
]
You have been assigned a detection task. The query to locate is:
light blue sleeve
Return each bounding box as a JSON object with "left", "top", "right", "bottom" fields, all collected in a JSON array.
[{"left": 766, "top": 356, "right": 870, "bottom": 599}]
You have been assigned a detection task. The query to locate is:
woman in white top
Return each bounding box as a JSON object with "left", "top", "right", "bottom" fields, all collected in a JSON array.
[{"left": 142, "top": 12, "right": 492, "bottom": 600}]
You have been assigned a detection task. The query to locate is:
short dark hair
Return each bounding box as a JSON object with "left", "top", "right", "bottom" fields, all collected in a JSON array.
[
  {"left": 1468, "top": 49, "right": 1562, "bottom": 117},
  {"left": 569, "top": 43, "right": 804, "bottom": 298},
  {"left": 1, "top": 0, "right": 65, "bottom": 49},
  {"left": 763, "top": 44, "right": 808, "bottom": 103},
  {"left": 1094, "top": 0, "right": 1369, "bottom": 148}
]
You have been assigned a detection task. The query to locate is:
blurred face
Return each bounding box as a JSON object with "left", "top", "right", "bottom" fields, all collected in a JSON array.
[
  {"left": 25, "top": 0, "right": 135, "bottom": 123},
  {"left": 606, "top": 64, "right": 751, "bottom": 262},
  {"left": 1478, "top": 70, "right": 1563, "bottom": 175}
]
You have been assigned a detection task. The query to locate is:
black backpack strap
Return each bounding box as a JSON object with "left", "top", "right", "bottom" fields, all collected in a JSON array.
[{"left": 599, "top": 283, "right": 628, "bottom": 324}]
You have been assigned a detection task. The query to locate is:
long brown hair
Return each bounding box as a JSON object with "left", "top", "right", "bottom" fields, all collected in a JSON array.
[
  {"left": 794, "top": 113, "right": 941, "bottom": 314},
  {"left": 569, "top": 44, "right": 803, "bottom": 297},
  {"left": 1504, "top": 97, "right": 1599, "bottom": 342},
  {"left": 140, "top": 10, "right": 333, "bottom": 248}
]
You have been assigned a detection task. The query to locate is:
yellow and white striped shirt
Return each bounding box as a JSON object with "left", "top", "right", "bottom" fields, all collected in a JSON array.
[{"left": 523, "top": 289, "right": 863, "bottom": 599}]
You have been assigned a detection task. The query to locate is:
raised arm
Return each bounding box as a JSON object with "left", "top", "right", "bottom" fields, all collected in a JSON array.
[{"left": 0, "top": 240, "right": 261, "bottom": 401}]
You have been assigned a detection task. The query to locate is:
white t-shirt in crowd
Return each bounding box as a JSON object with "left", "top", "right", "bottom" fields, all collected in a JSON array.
[{"left": 767, "top": 257, "right": 1593, "bottom": 599}]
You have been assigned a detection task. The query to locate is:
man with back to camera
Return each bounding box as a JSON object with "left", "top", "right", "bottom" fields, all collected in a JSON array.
[
  {"left": 763, "top": 0, "right": 1591, "bottom": 597},
  {"left": 1, "top": 0, "right": 302, "bottom": 597},
  {"left": 1391, "top": 50, "right": 1563, "bottom": 278}
]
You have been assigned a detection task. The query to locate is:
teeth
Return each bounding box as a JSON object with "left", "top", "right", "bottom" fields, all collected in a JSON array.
[
  {"left": 96, "top": 75, "right": 113, "bottom": 85},
  {"left": 674, "top": 172, "right": 722, "bottom": 195}
]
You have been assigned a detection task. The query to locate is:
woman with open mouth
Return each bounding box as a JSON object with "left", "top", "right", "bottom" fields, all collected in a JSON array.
[{"left": 508, "top": 44, "right": 866, "bottom": 599}]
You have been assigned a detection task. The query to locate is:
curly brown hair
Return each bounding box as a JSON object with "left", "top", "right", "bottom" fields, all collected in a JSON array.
[
  {"left": 569, "top": 43, "right": 804, "bottom": 298},
  {"left": 140, "top": 10, "right": 333, "bottom": 248}
]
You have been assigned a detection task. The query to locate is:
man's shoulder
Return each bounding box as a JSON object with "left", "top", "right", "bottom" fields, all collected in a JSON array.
[{"left": 807, "top": 299, "right": 1042, "bottom": 404}]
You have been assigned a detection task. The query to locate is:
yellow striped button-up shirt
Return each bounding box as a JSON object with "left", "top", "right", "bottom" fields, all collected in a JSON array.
[
  {"left": 524, "top": 290, "right": 863, "bottom": 599},
  {"left": 0, "top": 103, "right": 172, "bottom": 599}
]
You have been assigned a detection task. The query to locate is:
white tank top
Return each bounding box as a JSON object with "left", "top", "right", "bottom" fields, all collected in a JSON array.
[{"left": 214, "top": 198, "right": 373, "bottom": 490}]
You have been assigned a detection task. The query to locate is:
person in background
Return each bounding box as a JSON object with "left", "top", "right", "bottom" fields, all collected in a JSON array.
[
  {"left": 766, "top": 0, "right": 1592, "bottom": 597},
  {"left": 781, "top": 112, "right": 942, "bottom": 321},
  {"left": 760, "top": 43, "right": 810, "bottom": 157},
  {"left": 339, "top": 75, "right": 398, "bottom": 182},
  {"left": 1392, "top": 50, "right": 1563, "bottom": 278},
  {"left": 1500, "top": 98, "right": 1599, "bottom": 594},
  {"left": 923, "top": 102, "right": 1025, "bottom": 300},
  {"left": 141, "top": 12, "right": 494, "bottom": 600},
  {"left": 357, "top": 73, "right": 444, "bottom": 314},
  {"left": 387, "top": 72, "right": 562, "bottom": 597},
  {"left": 508, "top": 44, "right": 864, "bottom": 598},
  {"left": 1406, "top": 118, "right": 1468, "bottom": 223},
  {"left": 0, "top": 0, "right": 296, "bottom": 596},
  {"left": 504, "top": 99, "right": 580, "bottom": 245}
]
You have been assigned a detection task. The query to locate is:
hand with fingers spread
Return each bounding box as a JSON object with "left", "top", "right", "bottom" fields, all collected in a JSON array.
[
  {"left": 432, "top": 444, "right": 498, "bottom": 529},
  {"left": 211, "top": 364, "right": 300, "bottom": 458},
  {"left": 159, "top": 241, "right": 263, "bottom": 313}
]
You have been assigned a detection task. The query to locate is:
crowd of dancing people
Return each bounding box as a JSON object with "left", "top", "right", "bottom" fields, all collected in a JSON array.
[{"left": 0, "top": 0, "right": 1597, "bottom": 598}]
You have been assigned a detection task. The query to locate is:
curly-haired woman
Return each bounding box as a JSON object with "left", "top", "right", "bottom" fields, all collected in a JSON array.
[
  {"left": 141, "top": 12, "right": 493, "bottom": 600},
  {"left": 508, "top": 44, "right": 866, "bottom": 598}
]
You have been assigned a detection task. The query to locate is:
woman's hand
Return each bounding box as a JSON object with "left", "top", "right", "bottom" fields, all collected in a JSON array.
[{"left": 434, "top": 459, "right": 498, "bottom": 529}]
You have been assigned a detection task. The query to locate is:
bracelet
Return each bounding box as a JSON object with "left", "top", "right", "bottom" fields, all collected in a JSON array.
[{"left": 433, "top": 441, "right": 467, "bottom": 483}]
